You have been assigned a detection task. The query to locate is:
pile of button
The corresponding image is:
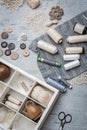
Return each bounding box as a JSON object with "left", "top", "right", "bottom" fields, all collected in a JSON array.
[
  {"left": 49, "top": 6, "right": 64, "bottom": 20},
  {"left": 0, "top": 31, "right": 30, "bottom": 60}
]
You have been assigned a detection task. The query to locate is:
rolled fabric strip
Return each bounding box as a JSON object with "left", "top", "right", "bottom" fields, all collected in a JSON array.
[
  {"left": 37, "top": 40, "right": 58, "bottom": 54},
  {"left": 65, "top": 47, "right": 84, "bottom": 54},
  {"left": 5, "top": 101, "right": 20, "bottom": 110},
  {"left": 74, "top": 23, "right": 86, "bottom": 34},
  {"left": 63, "top": 54, "right": 80, "bottom": 61},
  {"left": 64, "top": 60, "right": 80, "bottom": 70},
  {"left": 67, "top": 34, "right": 87, "bottom": 43},
  {"left": 47, "top": 28, "right": 63, "bottom": 44},
  {"left": 8, "top": 96, "right": 21, "bottom": 105},
  {"left": 47, "top": 77, "right": 67, "bottom": 93}
]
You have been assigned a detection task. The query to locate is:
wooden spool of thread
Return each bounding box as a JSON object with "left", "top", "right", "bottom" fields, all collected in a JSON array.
[
  {"left": 37, "top": 40, "right": 58, "bottom": 54},
  {"left": 47, "top": 28, "right": 63, "bottom": 44},
  {"left": 67, "top": 34, "right": 87, "bottom": 43},
  {"left": 74, "top": 23, "right": 87, "bottom": 34}
]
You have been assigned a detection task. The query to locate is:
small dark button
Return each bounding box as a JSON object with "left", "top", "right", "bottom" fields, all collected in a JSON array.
[
  {"left": 5, "top": 49, "right": 11, "bottom": 56},
  {"left": 1, "top": 32, "right": 9, "bottom": 39},
  {"left": 1, "top": 41, "right": 8, "bottom": 48},
  {"left": 8, "top": 43, "right": 15, "bottom": 50},
  {"left": 20, "top": 43, "right": 26, "bottom": 49}
]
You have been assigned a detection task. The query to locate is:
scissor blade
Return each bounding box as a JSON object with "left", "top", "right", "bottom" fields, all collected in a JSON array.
[{"left": 59, "top": 126, "right": 63, "bottom": 130}]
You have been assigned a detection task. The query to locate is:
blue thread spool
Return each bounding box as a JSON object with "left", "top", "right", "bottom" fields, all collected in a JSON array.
[{"left": 47, "top": 77, "right": 67, "bottom": 93}]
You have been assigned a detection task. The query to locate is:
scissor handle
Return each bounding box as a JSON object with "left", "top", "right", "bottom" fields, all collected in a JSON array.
[
  {"left": 65, "top": 114, "right": 72, "bottom": 123},
  {"left": 58, "top": 112, "right": 65, "bottom": 121}
]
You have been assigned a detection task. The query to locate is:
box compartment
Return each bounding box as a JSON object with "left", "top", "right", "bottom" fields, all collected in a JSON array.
[
  {"left": 0, "top": 103, "right": 16, "bottom": 129},
  {"left": 20, "top": 97, "right": 44, "bottom": 123},
  {"left": 29, "top": 82, "right": 54, "bottom": 107},
  {"left": 9, "top": 71, "right": 34, "bottom": 96},
  {"left": 1, "top": 87, "right": 25, "bottom": 111},
  {"left": 9, "top": 114, "right": 36, "bottom": 130}
]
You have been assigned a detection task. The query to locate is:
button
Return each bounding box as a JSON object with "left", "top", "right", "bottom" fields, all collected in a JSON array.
[
  {"left": 23, "top": 50, "right": 30, "bottom": 57},
  {"left": 20, "top": 43, "right": 26, "bottom": 49},
  {"left": 1, "top": 32, "right": 9, "bottom": 39},
  {"left": 8, "top": 43, "right": 15, "bottom": 50},
  {"left": 21, "top": 34, "right": 28, "bottom": 41},
  {"left": 7, "top": 27, "right": 13, "bottom": 33},
  {"left": 0, "top": 50, "right": 3, "bottom": 57},
  {"left": 10, "top": 52, "right": 19, "bottom": 60},
  {"left": 1, "top": 41, "right": 8, "bottom": 48},
  {"left": 5, "top": 49, "right": 11, "bottom": 56}
]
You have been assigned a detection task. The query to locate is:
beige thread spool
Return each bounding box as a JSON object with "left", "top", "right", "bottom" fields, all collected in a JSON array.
[
  {"left": 37, "top": 40, "right": 58, "bottom": 54},
  {"left": 64, "top": 60, "right": 80, "bottom": 70},
  {"left": 65, "top": 47, "right": 84, "bottom": 54},
  {"left": 74, "top": 23, "right": 86, "bottom": 34},
  {"left": 47, "top": 28, "right": 63, "bottom": 44},
  {"left": 67, "top": 34, "right": 87, "bottom": 43}
]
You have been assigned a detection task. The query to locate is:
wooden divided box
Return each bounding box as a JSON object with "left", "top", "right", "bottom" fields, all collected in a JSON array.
[{"left": 0, "top": 59, "right": 59, "bottom": 130}]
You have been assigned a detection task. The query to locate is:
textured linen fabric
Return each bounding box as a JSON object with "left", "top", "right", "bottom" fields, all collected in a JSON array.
[{"left": 29, "top": 10, "right": 87, "bottom": 80}]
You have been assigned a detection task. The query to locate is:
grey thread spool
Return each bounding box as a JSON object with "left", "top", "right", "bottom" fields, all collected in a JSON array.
[
  {"left": 58, "top": 76, "right": 72, "bottom": 89},
  {"left": 67, "top": 34, "right": 87, "bottom": 43},
  {"left": 74, "top": 23, "right": 87, "bottom": 34},
  {"left": 47, "top": 28, "right": 63, "bottom": 44},
  {"left": 64, "top": 60, "right": 80, "bottom": 70},
  {"left": 47, "top": 77, "right": 67, "bottom": 93},
  {"left": 65, "top": 47, "right": 84, "bottom": 54},
  {"left": 37, "top": 40, "right": 58, "bottom": 54}
]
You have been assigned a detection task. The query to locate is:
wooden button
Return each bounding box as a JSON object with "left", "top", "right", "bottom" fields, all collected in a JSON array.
[
  {"left": 7, "top": 27, "right": 13, "bottom": 33},
  {"left": 8, "top": 43, "right": 15, "bottom": 50},
  {"left": 20, "top": 43, "right": 26, "bottom": 49},
  {"left": 10, "top": 52, "right": 19, "bottom": 60},
  {"left": 23, "top": 50, "right": 30, "bottom": 57},
  {"left": 1, "top": 41, "right": 8, "bottom": 48},
  {"left": 5, "top": 49, "right": 11, "bottom": 56},
  {"left": 1, "top": 32, "right": 9, "bottom": 39},
  {"left": 0, "top": 50, "right": 3, "bottom": 56}
]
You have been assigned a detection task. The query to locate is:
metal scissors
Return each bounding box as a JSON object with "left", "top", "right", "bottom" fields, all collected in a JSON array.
[{"left": 58, "top": 111, "right": 72, "bottom": 130}]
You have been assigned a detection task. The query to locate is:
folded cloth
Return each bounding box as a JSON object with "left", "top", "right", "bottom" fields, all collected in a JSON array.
[{"left": 29, "top": 10, "right": 87, "bottom": 80}]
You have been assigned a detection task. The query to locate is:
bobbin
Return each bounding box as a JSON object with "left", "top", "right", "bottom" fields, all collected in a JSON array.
[
  {"left": 63, "top": 54, "right": 80, "bottom": 61},
  {"left": 65, "top": 47, "right": 84, "bottom": 54},
  {"left": 67, "top": 34, "right": 87, "bottom": 43},
  {"left": 37, "top": 40, "right": 58, "bottom": 54},
  {"left": 47, "top": 28, "right": 63, "bottom": 44},
  {"left": 64, "top": 60, "right": 80, "bottom": 70},
  {"left": 73, "top": 23, "right": 87, "bottom": 34}
]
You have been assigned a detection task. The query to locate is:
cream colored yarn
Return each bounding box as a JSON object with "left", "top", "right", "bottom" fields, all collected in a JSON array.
[{"left": 31, "top": 85, "right": 53, "bottom": 106}]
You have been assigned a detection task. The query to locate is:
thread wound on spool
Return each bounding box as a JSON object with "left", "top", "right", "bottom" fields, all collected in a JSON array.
[
  {"left": 47, "top": 28, "right": 63, "bottom": 44},
  {"left": 64, "top": 60, "right": 80, "bottom": 70},
  {"left": 74, "top": 23, "right": 86, "bottom": 34},
  {"left": 67, "top": 34, "right": 87, "bottom": 43},
  {"left": 37, "top": 40, "right": 58, "bottom": 54},
  {"left": 65, "top": 47, "right": 84, "bottom": 54}
]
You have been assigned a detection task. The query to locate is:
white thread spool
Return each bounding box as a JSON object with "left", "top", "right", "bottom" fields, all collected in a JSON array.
[
  {"left": 67, "top": 34, "right": 87, "bottom": 43},
  {"left": 63, "top": 54, "right": 80, "bottom": 61},
  {"left": 47, "top": 28, "right": 63, "bottom": 44},
  {"left": 74, "top": 23, "right": 86, "bottom": 34},
  {"left": 37, "top": 40, "right": 58, "bottom": 54},
  {"left": 65, "top": 47, "right": 84, "bottom": 54},
  {"left": 64, "top": 60, "right": 80, "bottom": 70}
]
